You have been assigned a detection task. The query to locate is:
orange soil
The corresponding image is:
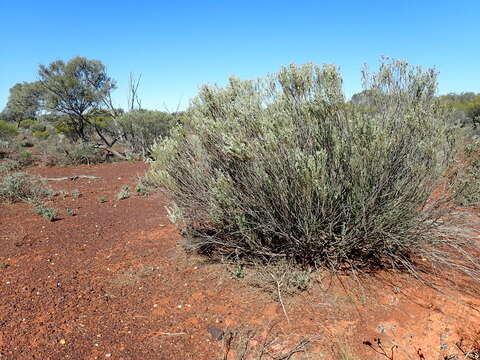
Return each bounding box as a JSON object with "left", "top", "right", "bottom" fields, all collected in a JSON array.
[{"left": 0, "top": 161, "right": 479, "bottom": 359}]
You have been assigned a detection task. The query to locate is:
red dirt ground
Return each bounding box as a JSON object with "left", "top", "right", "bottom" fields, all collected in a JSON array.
[{"left": 1, "top": 161, "right": 480, "bottom": 359}]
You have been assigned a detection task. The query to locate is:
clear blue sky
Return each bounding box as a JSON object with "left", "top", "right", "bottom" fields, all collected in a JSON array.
[{"left": 1, "top": 0, "right": 479, "bottom": 111}]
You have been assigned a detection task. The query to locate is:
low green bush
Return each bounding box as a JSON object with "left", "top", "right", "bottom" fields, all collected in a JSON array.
[
  {"left": 0, "top": 120, "right": 18, "bottom": 140},
  {"left": 0, "top": 159, "right": 22, "bottom": 174},
  {"left": 31, "top": 122, "right": 47, "bottom": 133},
  {"left": 62, "top": 143, "right": 104, "bottom": 165},
  {"left": 150, "top": 59, "right": 480, "bottom": 286},
  {"left": 0, "top": 172, "right": 52, "bottom": 203},
  {"left": 19, "top": 119, "right": 37, "bottom": 129},
  {"left": 33, "top": 130, "right": 50, "bottom": 140},
  {"left": 135, "top": 175, "right": 157, "bottom": 196},
  {"left": 116, "top": 185, "right": 130, "bottom": 200},
  {"left": 37, "top": 139, "right": 105, "bottom": 166},
  {"left": 33, "top": 204, "right": 57, "bottom": 221},
  {"left": 19, "top": 150, "right": 34, "bottom": 166}
]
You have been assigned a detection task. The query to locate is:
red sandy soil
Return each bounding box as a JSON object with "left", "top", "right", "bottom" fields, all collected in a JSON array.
[{"left": 1, "top": 161, "right": 480, "bottom": 359}]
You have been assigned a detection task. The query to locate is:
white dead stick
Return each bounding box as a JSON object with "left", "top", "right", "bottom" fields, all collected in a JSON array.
[{"left": 43, "top": 175, "right": 100, "bottom": 181}]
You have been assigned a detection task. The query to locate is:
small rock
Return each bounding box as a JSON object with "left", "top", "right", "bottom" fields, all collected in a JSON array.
[
  {"left": 59, "top": 339, "right": 66, "bottom": 345},
  {"left": 207, "top": 325, "right": 224, "bottom": 341},
  {"left": 105, "top": 354, "right": 111, "bottom": 358}
]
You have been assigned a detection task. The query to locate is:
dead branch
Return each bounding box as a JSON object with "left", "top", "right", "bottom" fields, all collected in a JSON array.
[{"left": 43, "top": 175, "right": 100, "bottom": 181}]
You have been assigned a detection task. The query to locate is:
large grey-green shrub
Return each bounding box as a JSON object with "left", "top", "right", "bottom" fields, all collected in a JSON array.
[{"left": 150, "top": 59, "right": 479, "bottom": 283}]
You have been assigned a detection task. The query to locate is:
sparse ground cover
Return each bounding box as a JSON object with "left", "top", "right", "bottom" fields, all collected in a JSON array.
[{"left": 1, "top": 161, "right": 480, "bottom": 359}]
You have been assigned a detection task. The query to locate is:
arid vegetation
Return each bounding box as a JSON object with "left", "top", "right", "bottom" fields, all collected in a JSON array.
[
  {"left": 2, "top": 56, "right": 480, "bottom": 359},
  {"left": 149, "top": 58, "right": 480, "bottom": 291}
]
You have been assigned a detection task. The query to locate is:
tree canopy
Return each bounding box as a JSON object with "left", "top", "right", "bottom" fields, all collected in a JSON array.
[
  {"left": 38, "top": 56, "right": 117, "bottom": 142},
  {"left": 4, "top": 81, "right": 44, "bottom": 123}
]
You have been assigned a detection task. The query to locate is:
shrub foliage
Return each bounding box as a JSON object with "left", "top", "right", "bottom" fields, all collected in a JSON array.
[
  {"left": 0, "top": 172, "right": 52, "bottom": 203},
  {"left": 117, "top": 110, "right": 174, "bottom": 157},
  {"left": 150, "top": 59, "right": 480, "bottom": 282},
  {"left": 0, "top": 120, "right": 18, "bottom": 140}
]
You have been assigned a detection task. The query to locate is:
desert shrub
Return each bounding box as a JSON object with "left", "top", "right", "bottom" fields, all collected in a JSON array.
[
  {"left": 18, "top": 119, "right": 37, "bottom": 129},
  {"left": 464, "top": 139, "right": 480, "bottom": 156},
  {"left": 7, "top": 149, "right": 35, "bottom": 167},
  {"left": 54, "top": 121, "right": 78, "bottom": 139},
  {"left": 61, "top": 142, "right": 104, "bottom": 165},
  {"left": 0, "top": 139, "right": 20, "bottom": 160},
  {"left": 71, "top": 189, "right": 81, "bottom": 198},
  {"left": 33, "top": 130, "right": 50, "bottom": 140},
  {"left": 0, "top": 172, "right": 52, "bottom": 203},
  {"left": 150, "top": 59, "right": 480, "bottom": 284},
  {"left": 31, "top": 122, "right": 47, "bottom": 133},
  {"left": 0, "top": 120, "right": 18, "bottom": 140},
  {"left": 18, "top": 150, "right": 34, "bottom": 166},
  {"left": 0, "top": 159, "right": 22, "bottom": 174},
  {"left": 116, "top": 185, "right": 130, "bottom": 200},
  {"left": 117, "top": 110, "right": 174, "bottom": 157},
  {"left": 37, "top": 138, "right": 104, "bottom": 165},
  {"left": 135, "top": 175, "right": 157, "bottom": 196},
  {"left": 455, "top": 140, "right": 480, "bottom": 206},
  {"left": 20, "top": 140, "right": 34, "bottom": 147},
  {"left": 33, "top": 204, "right": 57, "bottom": 221}
]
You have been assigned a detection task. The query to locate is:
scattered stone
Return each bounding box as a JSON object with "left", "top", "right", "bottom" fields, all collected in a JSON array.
[
  {"left": 59, "top": 339, "right": 66, "bottom": 345},
  {"left": 207, "top": 325, "right": 224, "bottom": 341}
]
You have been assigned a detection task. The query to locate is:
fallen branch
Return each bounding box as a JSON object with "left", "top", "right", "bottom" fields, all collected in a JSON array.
[
  {"left": 43, "top": 175, "right": 100, "bottom": 181},
  {"left": 94, "top": 144, "right": 128, "bottom": 160}
]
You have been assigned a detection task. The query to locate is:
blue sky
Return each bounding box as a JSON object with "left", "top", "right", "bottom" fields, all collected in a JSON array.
[{"left": 1, "top": 0, "right": 479, "bottom": 111}]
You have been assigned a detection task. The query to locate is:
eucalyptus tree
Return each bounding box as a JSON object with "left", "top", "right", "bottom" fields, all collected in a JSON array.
[
  {"left": 38, "top": 56, "right": 119, "bottom": 147},
  {"left": 4, "top": 81, "right": 45, "bottom": 124}
]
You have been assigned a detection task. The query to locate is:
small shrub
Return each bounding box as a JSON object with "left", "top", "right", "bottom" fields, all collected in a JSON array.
[
  {"left": 150, "top": 58, "right": 480, "bottom": 287},
  {"left": 228, "top": 264, "right": 245, "bottom": 279},
  {"left": 97, "top": 196, "right": 108, "bottom": 203},
  {"left": 247, "top": 264, "right": 312, "bottom": 298},
  {"left": 135, "top": 176, "right": 156, "bottom": 196},
  {"left": 0, "top": 159, "right": 22, "bottom": 174},
  {"left": 19, "top": 119, "right": 37, "bottom": 129},
  {"left": 70, "top": 189, "right": 81, "bottom": 198},
  {"left": 66, "top": 208, "right": 75, "bottom": 216},
  {"left": 62, "top": 143, "right": 104, "bottom": 165},
  {"left": 18, "top": 150, "right": 34, "bottom": 166},
  {"left": 455, "top": 141, "right": 480, "bottom": 206},
  {"left": 33, "top": 130, "right": 50, "bottom": 140},
  {"left": 464, "top": 139, "right": 480, "bottom": 156},
  {"left": 116, "top": 186, "right": 130, "bottom": 200},
  {"left": 0, "top": 172, "right": 52, "bottom": 203},
  {"left": 33, "top": 204, "right": 57, "bottom": 221},
  {"left": 0, "top": 120, "right": 18, "bottom": 140},
  {"left": 31, "top": 122, "right": 47, "bottom": 133},
  {"left": 20, "top": 140, "right": 34, "bottom": 148},
  {"left": 0, "top": 263, "right": 9, "bottom": 269}
]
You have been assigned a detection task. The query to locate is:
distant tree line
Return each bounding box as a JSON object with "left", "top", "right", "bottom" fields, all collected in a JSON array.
[
  {"left": 350, "top": 89, "right": 480, "bottom": 129},
  {"left": 0, "top": 56, "right": 175, "bottom": 158}
]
